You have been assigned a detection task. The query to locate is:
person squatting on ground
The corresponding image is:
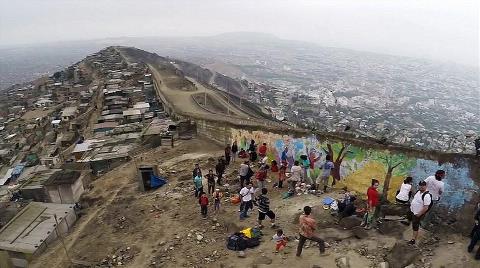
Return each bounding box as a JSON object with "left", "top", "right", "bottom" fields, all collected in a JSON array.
[
  {"left": 407, "top": 181, "right": 432, "bottom": 245},
  {"left": 199, "top": 192, "right": 209, "bottom": 219},
  {"left": 213, "top": 188, "right": 223, "bottom": 213},
  {"left": 395, "top": 176, "right": 413, "bottom": 204},
  {"left": 296, "top": 206, "right": 327, "bottom": 257},
  {"left": 231, "top": 141, "right": 238, "bottom": 162},
  {"left": 257, "top": 188, "right": 276, "bottom": 228},
  {"left": 239, "top": 182, "right": 255, "bottom": 220},
  {"left": 467, "top": 203, "right": 480, "bottom": 259},
  {"left": 272, "top": 229, "right": 287, "bottom": 253},
  {"left": 206, "top": 169, "right": 216, "bottom": 195},
  {"left": 194, "top": 174, "right": 204, "bottom": 198},
  {"left": 361, "top": 179, "right": 380, "bottom": 230},
  {"left": 317, "top": 155, "right": 334, "bottom": 192},
  {"left": 422, "top": 170, "right": 445, "bottom": 227}
]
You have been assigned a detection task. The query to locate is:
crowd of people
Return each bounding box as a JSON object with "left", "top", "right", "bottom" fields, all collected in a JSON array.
[{"left": 189, "top": 140, "right": 479, "bottom": 260}]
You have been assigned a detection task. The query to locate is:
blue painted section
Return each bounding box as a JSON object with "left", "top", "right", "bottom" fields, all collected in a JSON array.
[{"left": 410, "top": 159, "right": 478, "bottom": 209}]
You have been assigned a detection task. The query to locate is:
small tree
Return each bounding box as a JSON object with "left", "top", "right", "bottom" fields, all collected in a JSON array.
[
  {"left": 378, "top": 154, "right": 404, "bottom": 201},
  {"left": 325, "top": 143, "right": 351, "bottom": 184}
]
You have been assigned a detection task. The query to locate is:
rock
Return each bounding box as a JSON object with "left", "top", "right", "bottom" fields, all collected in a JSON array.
[
  {"left": 335, "top": 256, "right": 350, "bottom": 268},
  {"left": 447, "top": 241, "right": 454, "bottom": 244},
  {"left": 378, "top": 262, "right": 389, "bottom": 268},
  {"left": 197, "top": 234, "right": 204, "bottom": 241},
  {"left": 404, "top": 265, "right": 415, "bottom": 268},
  {"left": 237, "top": 251, "right": 246, "bottom": 258},
  {"left": 254, "top": 256, "right": 273, "bottom": 265},
  {"left": 377, "top": 222, "right": 405, "bottom": 239},
  {"left": 339, "top": 216, "right": 362, "bottom": 230},
  {"left": 352, "top": 227, "right": 369, "bottom": 239},
  {"left": 386, "top": 242, "right": 419, "bottom": 268}
]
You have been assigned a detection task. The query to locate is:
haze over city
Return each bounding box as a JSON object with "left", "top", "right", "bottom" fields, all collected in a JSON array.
[{"left": 1, "top": 0, "right": 478, "bottom": 67}]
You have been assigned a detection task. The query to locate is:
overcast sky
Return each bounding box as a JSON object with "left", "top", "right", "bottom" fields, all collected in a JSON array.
[{"left": 0, "top": 0, "right": 478, "bottom": 66}]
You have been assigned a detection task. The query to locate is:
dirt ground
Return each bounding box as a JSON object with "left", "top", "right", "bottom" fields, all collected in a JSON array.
[{"left": 31, "top": 137, "right": 479, "bottom": 268}]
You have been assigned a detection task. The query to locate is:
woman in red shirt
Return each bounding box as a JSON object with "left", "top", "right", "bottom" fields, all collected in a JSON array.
[{"left": 362, "top": 179, "right": 380, "bottom": 229}]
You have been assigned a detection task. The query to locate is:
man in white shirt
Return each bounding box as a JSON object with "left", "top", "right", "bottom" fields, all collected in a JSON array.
[
  {"left": 407, "top": 181, "right": 432, "bottom": 245},
  {"left": 289, "top": 160, "right": 302, "bottom": 192},
  {"left": 239, "top": 182, "right": 255, "bottom": 219},
  {"left": 422, "top": 170, "right": 445, "bottom": 227}
]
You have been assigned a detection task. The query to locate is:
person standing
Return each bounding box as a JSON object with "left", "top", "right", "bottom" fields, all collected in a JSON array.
[
  {"left": 278, "top": 163, "right": 287, "bottom": 188},
  {"left": 199, "top": 192, "right": 209, "bottom": 219},
  {"left": 361, "top": 179, "right": 380, "bottom": 230},
  {"left": 225, "top": 145, "right": 232, "bottom": 165},
  {"left": 467, "top": 203, "right": 480, "bottom": 259},
  {"left": 475, "top": 137, "right": 480, "bottom": 157},
  {"left": 289, "top": 161, "right": 302, "bottom": 193},
  {"left": 258, "top": 143, "right": 267, "bottom": 158},
  {"left": 407, "top": 181, "right": 432, "bottom": 245},
  {"left": 231, "top": 141, "right": 239, "bottom": 162},
  {"left": 281, "top": 147, "right": 288, "bottom": 167},
  {"left": 422, "top": 170, "right": 445, "bottom": 227},
  {"left": 239, "top": 161, "right": 250, "bottom": 188},
  {"left": 194, "top": 174, "right": 204, "bottom": 197},
  {"left": 215, "top": 157, "right": 226, "bottom": 185},
  {"left": 248, "top": 139, "right": 256, "bottom": 154},
  {"left": 255, "top": 165, "right": 268, "bottom": 191},
  {"left": 206, "top": 169, "right": 216, "bottom": 195},
  {"left": 239, "top": 182, "right": 255, "bottom": 220},
  {"left": 192, "top": 163, "right": 202, "bottom": 178},
  {"left": 213, "top": 188, "right": 223, "bottom": 213},
  {"left": 395, "top": 176, "right": 413, "bottom": 204},
  {"left": 257, "top": 188, "right": 276, "bottom": 228},
  {"left": 317, "top": 155, "right": 334, "bottom": 192},
  {"left": 300, "top": 155, "right": 311, "bottom": 184},
  {"left": 296, "top": 206, "right": 327, "bottom": 257}
]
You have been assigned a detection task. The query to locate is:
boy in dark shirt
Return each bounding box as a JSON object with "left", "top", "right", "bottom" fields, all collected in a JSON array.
[
  {"left": 468, "top": 203, "right": 480, "bottom": 260},
  {"left": 206, "top": 169, "right": 216, "bottom": 195}
]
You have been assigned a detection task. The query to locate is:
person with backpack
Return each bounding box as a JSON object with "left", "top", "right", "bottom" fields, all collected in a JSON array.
[
  {"left": 407, "top": 181, "right": 432, "bottom": 245},
  {"left": 231, "top": 141, "right": 239, "bottom": 162},
  {"left": 199, "top": 192, "right": 209, "bottom": 219},
  {"left": 257, "top": 188, "right": 276, "bottom": 228},
  {"left": 206, "top": 169, "right": 216, "bottom": 195}
]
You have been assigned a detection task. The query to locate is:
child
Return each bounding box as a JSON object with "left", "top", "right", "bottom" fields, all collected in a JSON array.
[
  {"left": 206, "top": 169, "right": 216, "bottom": 195},
  {"left": 278, "top": 164, "right": 286, "bottom": 188},
  {"left": 272, "top": 229, "right": 287, "bottom": 252},
  {"left": 199, "top": 192, "right": 209, "bottom": 219},
  {"left": 213, "top": 188, "right": 223, "bottom": 213}
]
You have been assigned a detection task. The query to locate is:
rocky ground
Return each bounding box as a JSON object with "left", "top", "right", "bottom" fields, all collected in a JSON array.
[{"left": 31, "top": 137, "right": 478, "bottom": 268}]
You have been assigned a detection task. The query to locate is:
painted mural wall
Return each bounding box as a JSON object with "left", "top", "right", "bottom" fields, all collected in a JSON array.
[{"left": 231, "top": 129, "right": 478, "bottom": 209}]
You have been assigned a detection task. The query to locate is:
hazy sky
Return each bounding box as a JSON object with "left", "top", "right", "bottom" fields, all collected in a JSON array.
[{"left": 0, "top": 0, "right": 478, "bottom": 66}]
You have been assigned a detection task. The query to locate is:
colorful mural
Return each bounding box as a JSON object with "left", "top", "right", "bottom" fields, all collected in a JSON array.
[{"left": 231, "top": 129, "right": 478, "bottom": 208}]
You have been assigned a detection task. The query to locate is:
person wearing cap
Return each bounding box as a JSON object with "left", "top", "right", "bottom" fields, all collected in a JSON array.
[
  {"left": 407, "top": 181, "right": 432, "bottom": 245},
  {"left": 422, "top": 170, "right": 445, "bottom": 227}
]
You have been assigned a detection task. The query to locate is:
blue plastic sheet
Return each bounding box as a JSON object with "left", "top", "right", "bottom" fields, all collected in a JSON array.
[{"left": 151, "top": 175, "right": 167, "bottom": 189}]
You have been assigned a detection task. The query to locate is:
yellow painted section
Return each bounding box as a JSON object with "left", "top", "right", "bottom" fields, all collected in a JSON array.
[{"left": 338, "top": 161, "right": 403, "bottom": 202}]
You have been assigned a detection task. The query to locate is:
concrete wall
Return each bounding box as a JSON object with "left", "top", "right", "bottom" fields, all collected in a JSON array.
[{"left": 196, "top": 119, "right": 231, "bottom": 146}]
